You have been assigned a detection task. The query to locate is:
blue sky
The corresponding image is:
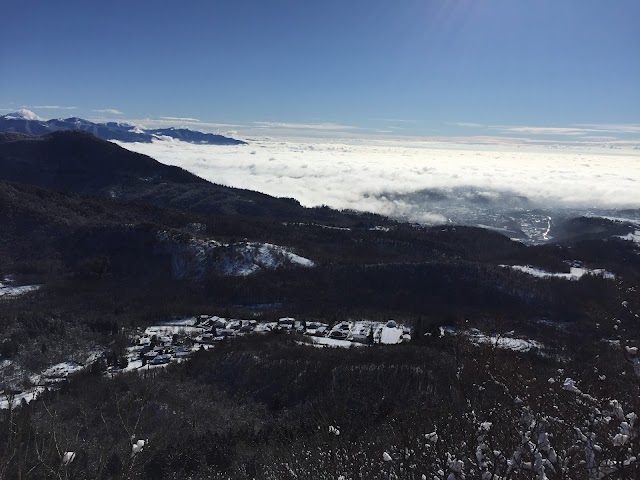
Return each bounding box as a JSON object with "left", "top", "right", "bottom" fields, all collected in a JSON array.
[{"left": 1, "top": 0, "right": 639, "bottom": 145}]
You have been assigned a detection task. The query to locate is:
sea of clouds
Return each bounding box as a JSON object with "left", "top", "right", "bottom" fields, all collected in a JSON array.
[{"left": 115, "top": 137, "right": 640, "bottom": 225}]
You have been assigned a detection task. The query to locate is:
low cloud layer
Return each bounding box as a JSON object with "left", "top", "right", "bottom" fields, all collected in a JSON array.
[
  {"left": 116, "top": 138, "right": 640, "bottom": 224},
  {"left": 93, "top": 108, "right": 123, "bottom": 115}
]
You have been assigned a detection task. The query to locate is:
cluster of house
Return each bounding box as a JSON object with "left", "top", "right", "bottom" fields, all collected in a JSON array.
[
  {"left": 138, "top": 340, "right": 192, "bottom": 366},
  {"left": 325, "top": 320, "right": 411, "bottom": 344},
  {"left": 0, "top": 316, "right": 411, "bottom": 408},
  {"left": 127, "top": 315, "right": 411, "bottom": 370}
]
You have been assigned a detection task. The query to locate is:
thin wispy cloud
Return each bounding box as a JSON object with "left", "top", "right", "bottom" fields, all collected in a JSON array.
[
  {"left": 93, "top": 114, "right": 639, "bottom": 147},
  {"left": 160, "top": 116, "right": 201, "bottom": 122},
  {"left": 572, "top": 123, "right": 640, "bottom": 134},
  {"left": 97, "top": 117, "right": 244, "bottom": 131},
  {"left": 93, "top": 108, "right": 123, "bottom": 115},
  {"left": 492, "top": 123, "right": 640, "bottom": 138},
  {"left": 379, "top": 118, "right": 417, "bottom": 123},
  {"left": 26, "top": 105, "right": 77, "bottom": 110},
  {"left": 578, "top": 135, "right": 620, "bottom": 141},
  {"left": 498, "top": 126, "right": 592, "bottom": 136},
  {"left": 253, "top": 121, "right": 358, "bottom": 131},
  {"left": 448, "top": 122, "right": 484, "bottom": 128}
]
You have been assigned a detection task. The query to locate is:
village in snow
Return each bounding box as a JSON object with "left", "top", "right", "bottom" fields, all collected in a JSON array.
[
  {"left": 1, "top": 260, "right": 637, "bottom": 412},
  {"left": 121, "top": 315, "right": 413, "bottom": 372},
  {"left": 0, "top": 312, "right": 417, "bottom": 409},
  {"left": 0, "top": 307, "right": 564, "bottom": 411}
]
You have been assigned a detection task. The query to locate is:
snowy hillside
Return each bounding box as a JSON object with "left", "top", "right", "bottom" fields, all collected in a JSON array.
[{"left": 155, "top": 230, "right": 315, "bottom": 279}]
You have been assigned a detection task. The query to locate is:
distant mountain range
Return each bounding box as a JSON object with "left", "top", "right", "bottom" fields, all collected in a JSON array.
[{"left": 0, "top": 110, "right": 246, "bottom": 145}]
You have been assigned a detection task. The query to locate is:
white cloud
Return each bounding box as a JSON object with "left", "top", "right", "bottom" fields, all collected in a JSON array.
[
  {"left": 26, "top": 105, "right": 77, "bottom": 110},
  {"left": 1, "top": 109, "right": 42, "bottom": 120},
  {"left": 93, "top": 108, "right": 124, "bottom": 115},
  {"left": 497, "top": 126, "right": 592, "bottom": 136},
  {"left": 114, "top": 137, "right": 640, "bottom": 225},
  {"left": 378, "top": 118, "right": 417, "bottom": 123},
  {"left": 253, "top": 121, "right": 358, "bottom": 131},
  {"left": 160, "top": 116, "right": 201, "bottom": 122},
  {"left": 493, "top": 123, "right": 640, "bottom": 137},
  {"left": 572, "top": 123, "right": 640, "bottom": 134},
  {"left": 449, "top": 122, "right": 484, "bottom": 128}
]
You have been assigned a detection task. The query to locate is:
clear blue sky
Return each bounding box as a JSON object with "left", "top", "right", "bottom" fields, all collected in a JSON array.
[{"left": 1, "top": 0, "right": 639, "bottom": 144}]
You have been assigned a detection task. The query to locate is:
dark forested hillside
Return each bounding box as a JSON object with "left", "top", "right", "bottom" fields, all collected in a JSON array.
[{"left": 0, "top": 131, "right": 386, "bottom": 222}]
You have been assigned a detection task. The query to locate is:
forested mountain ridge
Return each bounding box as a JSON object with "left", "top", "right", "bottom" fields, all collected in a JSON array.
[{"left": 0, "top": 131, "right": 386, "bottom": 223}]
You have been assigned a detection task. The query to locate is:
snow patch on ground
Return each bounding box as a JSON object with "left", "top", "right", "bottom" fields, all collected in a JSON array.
[
  {"left": 617, "top": 231, "right": 640, "bottom": 243},
  {"left": 40, "top": 362, "right": 84, "bottom": 380},
  {"left": 502, "top": 265, "right": 615, "bottom": 281},
  {"left": 218, "top": 242, "right": 315, "bottom": 276},
  {"left": 2, "top": 361, "right": 86, "bottom": 409},
  {"left": 306, "top": 337, "right": 363, "bottom": 348},
  {"left": 0, "top": 275, "right": 41, "bottom": 298},
  {"left": 442, "top": 327, "right": 544, "bottom": 353},
  {"left": 468, "top": 332, "right": 543, "bottom": 352},
  {"left": 0, "top": 388, "right": 46, "bottom": 409},
  {"left": 156, "top": 231, "right": 315, "bottom": 278},
  {"left": 120, "top": 359, "right": 144, "bottom": 372}
]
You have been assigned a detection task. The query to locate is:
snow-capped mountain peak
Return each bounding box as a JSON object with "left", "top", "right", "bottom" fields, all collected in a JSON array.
[{"left": 3, "top": 109, "right": 42, "bottom": 121}]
